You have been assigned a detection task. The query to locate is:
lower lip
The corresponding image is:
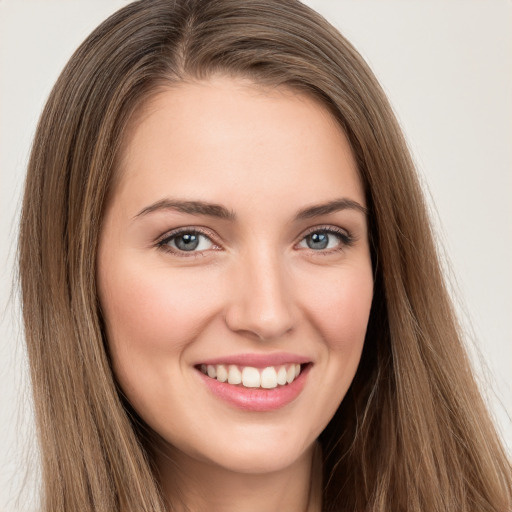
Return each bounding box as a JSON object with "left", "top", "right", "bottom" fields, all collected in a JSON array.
[{"left": 197, "top": 365, "right": 311, "bottom": 412}]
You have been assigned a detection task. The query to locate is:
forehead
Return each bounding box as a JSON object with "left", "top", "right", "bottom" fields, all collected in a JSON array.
[{"left": 113, "top": 76, "right": 364, "bottom": 215}]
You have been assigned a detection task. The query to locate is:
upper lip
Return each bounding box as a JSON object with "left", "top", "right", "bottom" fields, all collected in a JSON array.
[{"left": 196, "top": 352, "right": 312, "bottom": 367}]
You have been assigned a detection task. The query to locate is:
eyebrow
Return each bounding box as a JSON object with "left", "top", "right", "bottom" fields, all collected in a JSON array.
[
  {"left": 134, "top": 197, "right": 367, "bottom": 221},
  {"left": 134, "top": 199, "right": 236, "bottom": 221},
  {"left": 295, "top": 198, "right": 368, "bottom": 219}
]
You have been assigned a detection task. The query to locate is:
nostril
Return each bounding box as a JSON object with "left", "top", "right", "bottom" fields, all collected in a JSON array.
[
  {"left": 223, "top": 273, "right": 296, "bottom": 341},
  {"left": 224, "top": 313, "right": 295, "bottom": 342}
]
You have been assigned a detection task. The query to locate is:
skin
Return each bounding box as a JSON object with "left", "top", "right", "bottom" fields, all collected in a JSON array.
[{"left": 97, "top": 76, "right": 374, "bottom": 512}]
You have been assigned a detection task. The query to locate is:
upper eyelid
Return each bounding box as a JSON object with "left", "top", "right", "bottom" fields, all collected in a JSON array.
[
  {"left": 155, "top": 224, "right": 352, "bottom": 249},
  {"left": 155, "top": 226, "right": 218, "bottom": 245},
  {"left": 296, "top": 224, "right": 351, "bottom": 241},
  {"left": 155, "top": 228, "right": 220, "bottom": 258},
  {"left": 300, "top": 225, "right": 349, "bottom": 235},
  {"left": 294, "top": 225, "right": 355, "bottom": 253}
]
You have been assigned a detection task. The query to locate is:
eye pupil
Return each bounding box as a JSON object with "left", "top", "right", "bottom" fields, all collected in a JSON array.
[
  {"left": 175, "top": 233, "right": 199, "bottom": 251},
  {"left": 307, "top": 232, "right": 329, "bottom": 250}
]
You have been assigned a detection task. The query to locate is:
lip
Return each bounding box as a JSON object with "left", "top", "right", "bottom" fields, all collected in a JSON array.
[
  {"left": 196, "top": 361, "right": 312, "bottom": 412},
  {"left": 197, "top": 352, "right": 311, "bottom": 368}
]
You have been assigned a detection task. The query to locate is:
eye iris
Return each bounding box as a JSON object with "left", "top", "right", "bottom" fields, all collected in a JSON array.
[
  {"left": 175, "top": 233, "right": 199, "bottom": 251},
  {"left": 307, "top": 232, "right": 329, "bottom": 250}
]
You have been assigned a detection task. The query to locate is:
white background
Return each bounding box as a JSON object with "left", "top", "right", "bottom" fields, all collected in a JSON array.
[{"left": 1, "top": 1, "right": 510, "bottom": 510}]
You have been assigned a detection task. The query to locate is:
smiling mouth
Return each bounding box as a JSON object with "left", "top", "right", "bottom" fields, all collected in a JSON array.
[{"left": 197, "top": 363, "right": 307, "bottom": 389}]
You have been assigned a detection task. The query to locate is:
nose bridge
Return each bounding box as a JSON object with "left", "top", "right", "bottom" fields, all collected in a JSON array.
[{"left": 225, "top": 243, "right": 295, "bottom": 340}]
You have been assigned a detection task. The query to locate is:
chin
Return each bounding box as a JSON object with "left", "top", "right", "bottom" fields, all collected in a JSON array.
[
  {"left": 160, "top": 421, "right": 315, "bottom": 476},
  {"left": 204, "top": 441, "right": 312, "bottom": 475}
]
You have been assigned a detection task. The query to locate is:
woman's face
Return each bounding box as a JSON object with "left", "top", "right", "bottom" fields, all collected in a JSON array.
[{"left": 97, "top": 77, "right": 373, "bottom": 475}]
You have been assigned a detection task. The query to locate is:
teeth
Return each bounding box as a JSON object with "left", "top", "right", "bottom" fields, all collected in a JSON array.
[
  {"left": 261, "top": 367, "right": 277, "bottom": 389},
  {"left": 286, "top": 365, "right": 295, "bottom": 384},
  {"left": 228, "top": 365, "right": 242, "bottom": 385},
  {"left": 200, "top": 363, "right": 304, "bottom": 389},
  {"left": 216, "top": 364, "right": 228, "bottom": 383},
  {"left": 242, "top": 367, "right": 261, "bottom": 388},
  {"left": 277, "top": 365, "right": 287, "bottom": 385}
]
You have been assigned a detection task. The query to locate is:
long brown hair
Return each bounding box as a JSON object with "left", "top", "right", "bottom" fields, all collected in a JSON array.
[{"left": 19, "top": 1, "right": 511, "bottom": 510}]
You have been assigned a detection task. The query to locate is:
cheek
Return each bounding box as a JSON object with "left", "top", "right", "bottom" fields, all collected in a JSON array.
[
  {"left": 97, "top": 255, "right": 222, "bottom": 382},
  {"left": 300, "top": 263, "right": 374, "bottom": 351},
  {"left": 291, "top": 261, "right": 373, "bottom": 439}
]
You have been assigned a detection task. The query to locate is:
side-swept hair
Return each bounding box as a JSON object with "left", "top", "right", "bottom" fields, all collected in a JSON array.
[{"left": 19, "top": 1, "right": 511, "bottom": 510}]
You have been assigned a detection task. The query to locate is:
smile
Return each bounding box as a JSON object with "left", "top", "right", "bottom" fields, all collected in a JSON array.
[
  {"left": 199, "top": 363, "right": 302, "bottom": 389},
  {"left": 195, "top": 356, "right": 312, "bottom": 412}
]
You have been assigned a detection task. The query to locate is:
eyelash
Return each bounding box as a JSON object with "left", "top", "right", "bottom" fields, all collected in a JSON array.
[
  {"left": 298, "top": 225, "right": 354, "bottom": 255},
  {"left": 156, "top": 227, "right": 218, "bottom": 257},
  {"left": 155, "top": 225, "right": 354, "bottom": 257}
]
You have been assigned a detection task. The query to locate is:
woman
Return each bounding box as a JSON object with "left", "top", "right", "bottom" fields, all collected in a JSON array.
[{"left": 18, "top": 0, "right": 512, "bottom": 511}]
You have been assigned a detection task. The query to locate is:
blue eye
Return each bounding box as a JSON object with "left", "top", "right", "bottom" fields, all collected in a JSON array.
[
  {"left": 298, "top": 229, "right": 350, "bottom": 251},
  {"left": 159, "top": 230, "right": 214, "bottom": 253}
]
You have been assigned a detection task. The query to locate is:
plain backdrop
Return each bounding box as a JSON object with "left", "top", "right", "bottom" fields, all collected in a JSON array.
[{"left": 1, "top": 1, "right": 511, "bottom": 510}]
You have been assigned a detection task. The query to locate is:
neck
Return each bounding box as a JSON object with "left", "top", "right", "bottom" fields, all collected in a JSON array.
[{"left": 153, "top": 441, "right": 322, "bottom": 512}]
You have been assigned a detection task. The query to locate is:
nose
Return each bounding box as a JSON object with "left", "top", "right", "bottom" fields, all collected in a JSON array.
[{"left": 224, "top": 249, "right": 296, "bottom": 341}]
